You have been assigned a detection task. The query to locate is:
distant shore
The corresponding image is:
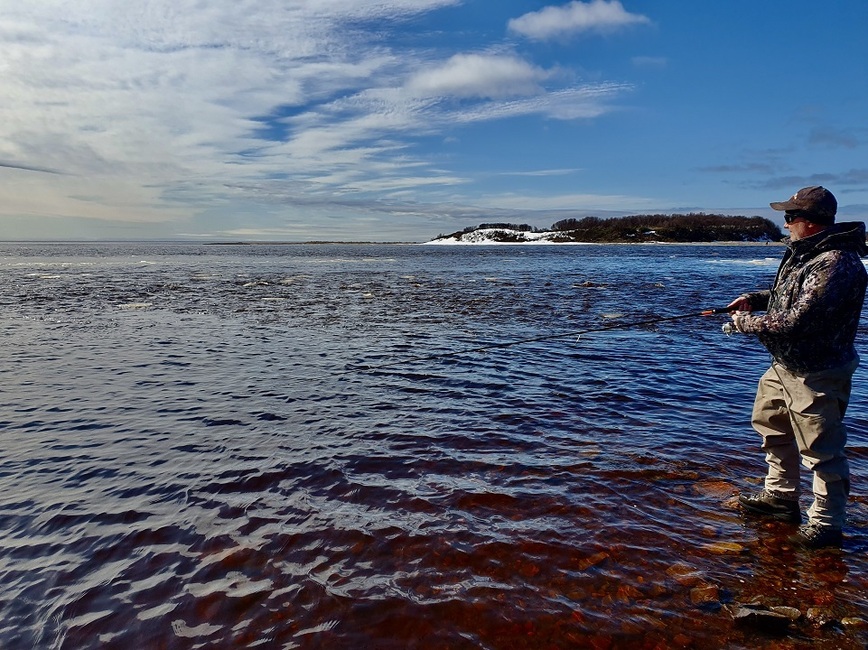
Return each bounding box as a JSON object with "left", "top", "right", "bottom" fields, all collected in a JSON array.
[
  {"left": 421, "top": 239, "right": 786, "bottom": 246},
  {"left": 428, "top": 214, "right": 784, "bottom": 245},
  {"left": 202, "top": 239, "right": 787, "bottom": 247}
]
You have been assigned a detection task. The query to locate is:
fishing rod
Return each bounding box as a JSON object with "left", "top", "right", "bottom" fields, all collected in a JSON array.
[{"left": 339, "top": 306, "right": 735, "bottom": 375}]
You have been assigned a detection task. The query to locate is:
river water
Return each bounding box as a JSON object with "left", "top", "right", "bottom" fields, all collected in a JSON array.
[{"left": 1, "top": 242, "right": 867, "bottom": 649}]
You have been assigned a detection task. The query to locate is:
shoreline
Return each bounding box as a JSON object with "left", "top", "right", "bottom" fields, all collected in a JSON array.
[
  {"left": 0, "top": 238, "right": 788, "bottom": 247},
  {"left": 421, "top": 239, "right": 787, "bottom": 247}
]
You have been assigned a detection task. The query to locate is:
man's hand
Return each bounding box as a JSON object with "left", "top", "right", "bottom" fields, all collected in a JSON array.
[
  {"left": 726, "top": 297, "right": 752, "bottom": 312},
  {"left": 730, "top": 310, "right": 752, "bottom": 333}
]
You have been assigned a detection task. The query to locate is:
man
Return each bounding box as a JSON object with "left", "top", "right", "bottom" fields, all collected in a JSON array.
[{"left": 726, "top": 186, "right": 867, "bottom": 549}]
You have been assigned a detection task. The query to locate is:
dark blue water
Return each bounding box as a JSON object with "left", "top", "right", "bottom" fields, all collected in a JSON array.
[{"left": 1, "top": 242, "right": 867, "bottom": 648}]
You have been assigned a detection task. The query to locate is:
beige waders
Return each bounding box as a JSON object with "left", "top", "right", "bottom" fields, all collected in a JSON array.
[{"left": 751, "top": 358, "right": 857, "bottom": 529}]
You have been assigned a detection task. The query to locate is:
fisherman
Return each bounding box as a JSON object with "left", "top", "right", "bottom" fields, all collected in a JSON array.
[{"left": 726, "top": 186, "right": 867, "bottom": 549}]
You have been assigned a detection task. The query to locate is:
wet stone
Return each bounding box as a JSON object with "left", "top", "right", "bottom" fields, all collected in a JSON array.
[
  {"left": 806, "top": 607, "right": 836, "bottom": 628},
  {"left": 665, "top": 562, "right": 702, "bottom": 587},
  {"left": 729, "top": 603, "right": 800, "bottom": 632},
  {"left": 703, "top": 541, "right": 746, "bottom": 554},
  {"left": 771, "top": 606, "right": 801, "bottom": 621},
  {"left": 689, "top": 583, "right": 719, "bottom": 606}
]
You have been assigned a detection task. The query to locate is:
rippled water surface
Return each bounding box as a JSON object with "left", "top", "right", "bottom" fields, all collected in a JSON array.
[{"left": 2, "top": 242, "right": 868, "bottom": 649}]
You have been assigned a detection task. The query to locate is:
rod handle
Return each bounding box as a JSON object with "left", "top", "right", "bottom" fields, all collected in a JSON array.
[{"left": 701, "top": 307, "right": 736, "bottom": 316}]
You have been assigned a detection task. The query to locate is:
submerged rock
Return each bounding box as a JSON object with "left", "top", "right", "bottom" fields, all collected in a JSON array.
[
  {"left": 665, "top": 562, "right": 703, "bottom": 587},
  {"left": 703, "top": 541, "right": 746, "bottom": 554},
  {"left": 690, "top": 583, "right": 720, "bottom": 606},
  {"left": 729, "top": 603, "right": 801, "bottom": 632},
  {"left": 804, "top": 609, "right": 867, "bottom": 630},
  {"left": 771, "top": 606, "right": 802, "bottom": 621},
  {"left": 806, "top": 607, "right": 837, "bottom": 629}
]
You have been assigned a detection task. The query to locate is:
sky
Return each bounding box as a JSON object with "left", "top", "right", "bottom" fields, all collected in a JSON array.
[{"left": 0, "top": 0, "right": 866, "bottom": 242}]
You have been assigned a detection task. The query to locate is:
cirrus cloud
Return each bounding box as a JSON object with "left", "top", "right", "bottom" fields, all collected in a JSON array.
[{"left": 0, "top": 0, "right": 647, "bottom": 240}]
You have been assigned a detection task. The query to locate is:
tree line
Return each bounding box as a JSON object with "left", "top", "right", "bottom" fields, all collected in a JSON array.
[{"left": 440, "top": 213, "right": 783, "bottom": 243}]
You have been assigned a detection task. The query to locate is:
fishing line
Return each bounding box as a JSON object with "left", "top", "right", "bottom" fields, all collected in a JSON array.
[{"left": 338, "top": 306, "right": 734, "bottom": 376}]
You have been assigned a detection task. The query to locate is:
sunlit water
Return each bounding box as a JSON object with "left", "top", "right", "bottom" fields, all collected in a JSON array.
[{"left": 1, "top": 242, "right": 867, "bottom": 649}]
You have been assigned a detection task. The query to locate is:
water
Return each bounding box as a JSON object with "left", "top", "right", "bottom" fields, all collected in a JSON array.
[{"left": 2, "top": 242, "right": 867, "bottom": 649}]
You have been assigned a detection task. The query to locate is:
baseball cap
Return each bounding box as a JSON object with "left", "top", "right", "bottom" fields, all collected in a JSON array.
[{"left": 770, "top": 186, "right": 837, "bottom": 224}]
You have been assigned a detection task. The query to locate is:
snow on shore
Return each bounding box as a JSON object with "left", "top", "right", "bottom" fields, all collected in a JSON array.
[{"left": 422, "top": 228, "right": 588, "bottom": 245}]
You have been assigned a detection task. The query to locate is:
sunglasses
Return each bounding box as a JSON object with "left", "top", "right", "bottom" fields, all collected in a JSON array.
[{"left": 784, "top": 210, "right": 809, "bottom": 224}]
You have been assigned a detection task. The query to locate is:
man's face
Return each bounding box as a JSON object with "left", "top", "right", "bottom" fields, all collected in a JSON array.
[
  {"left": 784, "top": 211, "right": 824, "bottom": 241},
  {"left": 784, "top": 217, "right": 814, "bottom": 241}
]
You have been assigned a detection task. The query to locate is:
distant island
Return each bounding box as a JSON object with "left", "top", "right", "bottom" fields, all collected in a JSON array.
[{"left": 426, "top": 213, "right": 783, "bottom": 244}]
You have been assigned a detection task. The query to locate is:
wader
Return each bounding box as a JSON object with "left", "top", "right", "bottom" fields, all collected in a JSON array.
[{"left": 751, "top": 358, "right": 858, "bottom": 529}]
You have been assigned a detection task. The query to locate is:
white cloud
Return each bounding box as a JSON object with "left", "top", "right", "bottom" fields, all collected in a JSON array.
[
  {"left": 407, "top": 53, "right": 549, "bottom": 99},
  {"left": 509, "top": 0, "right": 650, "bottom": 41}
]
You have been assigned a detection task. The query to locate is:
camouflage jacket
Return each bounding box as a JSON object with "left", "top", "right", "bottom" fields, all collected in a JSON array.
[{"left": 736, "top": 221, "right": 868, "bottom": 374}]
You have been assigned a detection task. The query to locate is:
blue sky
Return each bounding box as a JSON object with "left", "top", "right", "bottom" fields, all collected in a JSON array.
[{"left": 0, "top": 0, "right": 866, "bottom": 241}]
